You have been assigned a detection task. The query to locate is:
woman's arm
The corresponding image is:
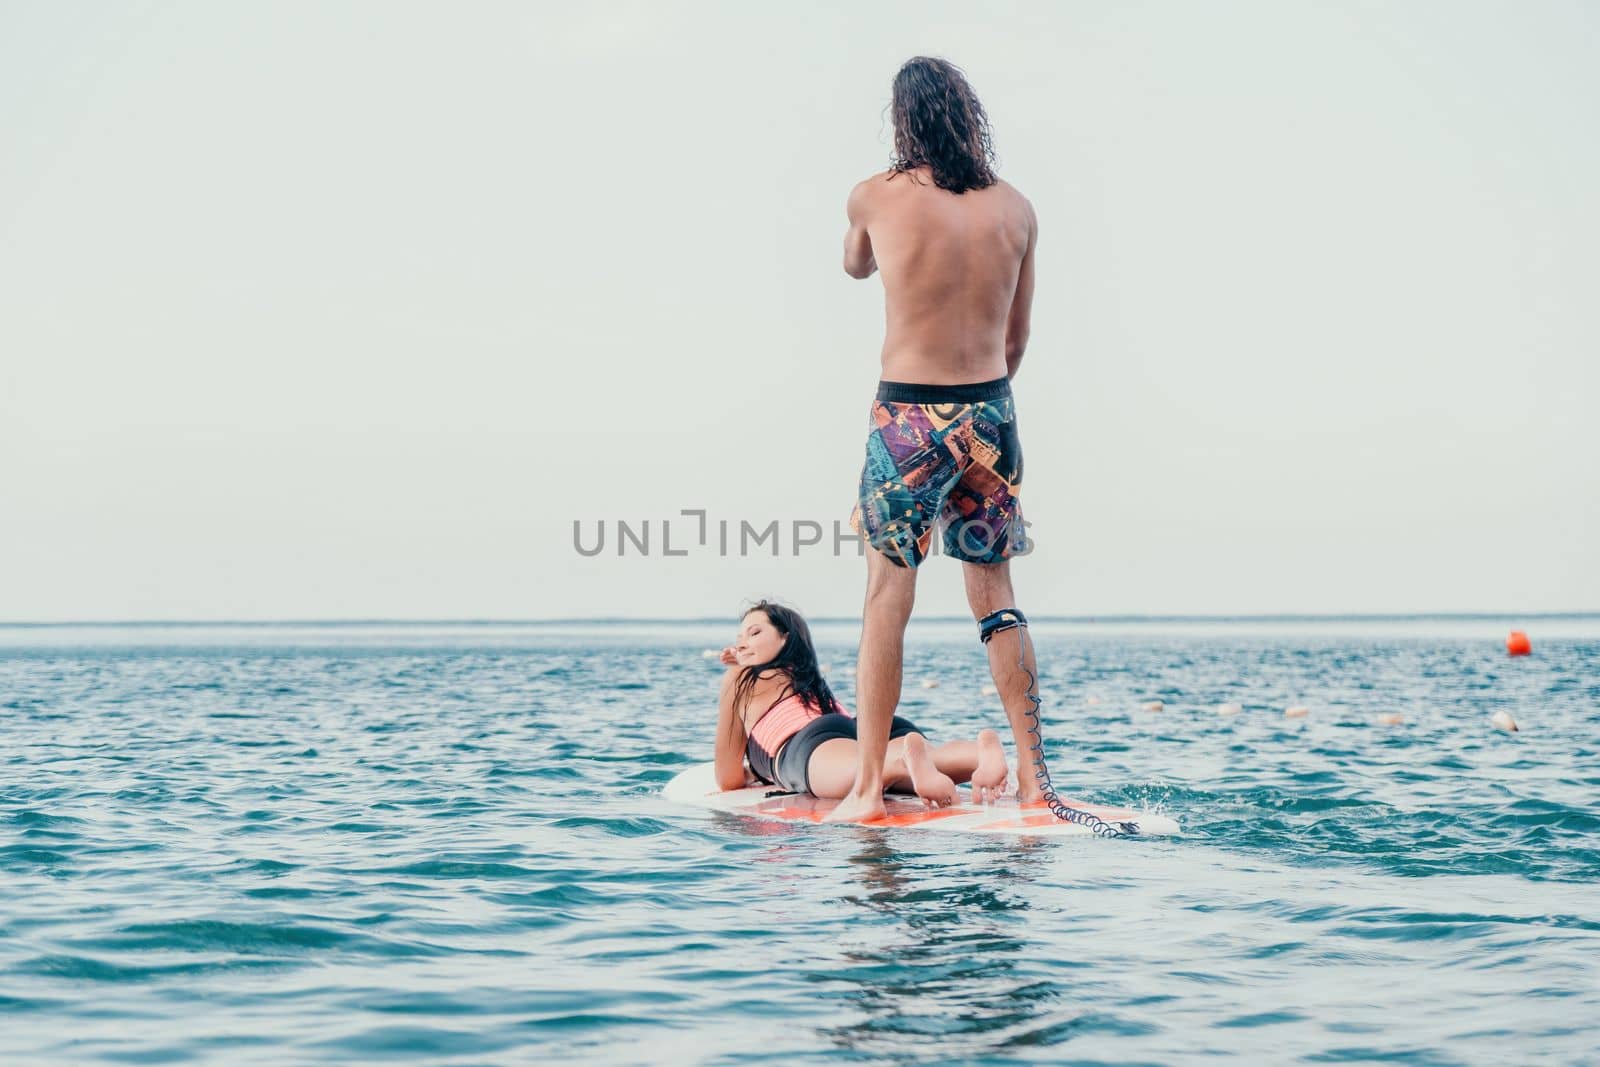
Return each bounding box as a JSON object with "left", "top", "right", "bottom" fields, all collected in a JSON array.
[{"left": 714, "top": 667, "right": 748, "bottom": 791}]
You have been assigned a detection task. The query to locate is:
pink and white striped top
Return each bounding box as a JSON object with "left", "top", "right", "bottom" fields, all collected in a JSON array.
[{"left": 747, "top": 692, "right": 852, "bottom": 760}]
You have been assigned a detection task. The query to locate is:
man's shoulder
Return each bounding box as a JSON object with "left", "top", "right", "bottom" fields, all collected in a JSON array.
[
  {"left": 847, "top": 170, "right": 896, "bottom": 213},
  {"left": 992, "top": 179, "right": 1038, "bottom": 234},
  {"left": 992, "top": 177, "right": 1034, "bottom": 207}
]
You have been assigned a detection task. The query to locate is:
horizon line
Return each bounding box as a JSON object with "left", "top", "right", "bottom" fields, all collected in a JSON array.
[{"left": 1, "top": 611, "right": 1596, "bottom": 628}]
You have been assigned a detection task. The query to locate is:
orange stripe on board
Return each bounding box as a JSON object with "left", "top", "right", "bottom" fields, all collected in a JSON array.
[
  {"left": 761, "top": 802, "right": 972, "bottom": 827},
  {"left": 774, "top": 808, "right": 827, "bottom": 822},
  {"left": 870, "top": 807, "right": 976, "bottom": 827}
]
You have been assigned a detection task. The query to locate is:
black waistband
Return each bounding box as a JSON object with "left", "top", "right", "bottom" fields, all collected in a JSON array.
[{"left": 875, "top": 376, "right": 1011, "bottom": 404}]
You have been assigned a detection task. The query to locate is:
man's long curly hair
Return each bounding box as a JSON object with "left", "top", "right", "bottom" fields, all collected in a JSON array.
[{"left": 888, "top": 56, "right": 999, "bottom": 194}]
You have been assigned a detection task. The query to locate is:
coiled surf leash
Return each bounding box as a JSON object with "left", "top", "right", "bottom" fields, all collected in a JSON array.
[{"left": 979, "top": 608, "right": 1140, "bottom": 839}]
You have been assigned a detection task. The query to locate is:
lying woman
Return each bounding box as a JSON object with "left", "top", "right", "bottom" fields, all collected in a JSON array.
[{"left": 715, "top": 599, "right": 1009, "bottom": 807}]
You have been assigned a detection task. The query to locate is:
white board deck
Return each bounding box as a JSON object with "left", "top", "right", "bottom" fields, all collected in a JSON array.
[{"left": 663, "top": 762, "right": 1180, "bottom": 837}]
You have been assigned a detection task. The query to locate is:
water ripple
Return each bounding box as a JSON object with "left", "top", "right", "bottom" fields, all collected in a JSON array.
[{"left": 1, "top": 621, "right": 1597, "bottom": 1062}]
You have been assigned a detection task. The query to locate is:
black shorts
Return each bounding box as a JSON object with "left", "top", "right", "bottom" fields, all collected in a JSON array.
[{"left": 768, "top": 713, "right": 925, "bottom": 795}]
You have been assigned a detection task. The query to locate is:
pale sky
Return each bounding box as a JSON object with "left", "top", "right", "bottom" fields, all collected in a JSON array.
[{"left": 2, "top": 1, "right": 1595, "bottom": 622}]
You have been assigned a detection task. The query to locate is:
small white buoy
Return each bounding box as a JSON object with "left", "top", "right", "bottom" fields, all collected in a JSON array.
[
  {"left": 1141, "top": 700, "right": 1164, "bottom": 713},
  {"left": 701, "top": 649, "right": 719, "bottom": 659},
  {"left": 1376, "top": 712, "right": 1404, "bottom": 727},
  {"left": 1284, "top": 705, "right": 1310, "bottom": 719},
  {"left": 980, "top": 684, "right": 997, "bottom": 697},
  {"left": 921, "top": 678, "right": 939, "bottom": 689},
  {"left": 1086, "top": 695, "right": 1103, "bottom": 706},
  {"left": 1491, "top": 710, "right": 1519, "bottom": 732},
  {"left": 1216, "top": 702, "right": 1242, "bottom": 716},
  {"left": 843, "top": 666, "right": 856, "bottom": 676}
]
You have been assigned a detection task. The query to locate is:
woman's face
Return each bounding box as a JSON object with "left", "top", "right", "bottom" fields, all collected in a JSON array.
[{"left": 734, "top": 611, "right": 786, "bottom": 667}]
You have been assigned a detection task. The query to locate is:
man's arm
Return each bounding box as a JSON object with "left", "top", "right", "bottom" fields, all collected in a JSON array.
[
  {"left": 1005, "top": 199, "right": 1038, "bottom": 378},
  {"left": 842, "top": 180, "right": 877, "bottom": 279}
]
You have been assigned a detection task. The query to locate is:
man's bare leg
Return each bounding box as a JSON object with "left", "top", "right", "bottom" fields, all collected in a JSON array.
[
  {"left": 963, "top": 560, "right": 1047, "bottom": 803},
  {"left": 822, "top": 546, "right": 917, "bottom": 822}
]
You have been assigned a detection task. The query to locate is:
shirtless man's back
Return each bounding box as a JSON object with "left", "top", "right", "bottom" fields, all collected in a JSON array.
[
  {"left": 846, "top": 167, "right": 1037, "bottom": 387},
  {"left": 825, "top": 56, "right": 1049, "bottom": 825}
]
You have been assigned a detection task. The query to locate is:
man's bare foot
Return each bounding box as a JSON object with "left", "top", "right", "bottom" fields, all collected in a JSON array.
[
  {"left": 902, "top": 734, "right": 958, "bottom": 808},
  {"left": 1014, "top": 756, "right": 1048, "bottom": 806},
  {"left": 970, "top": 729, "right": 1008, "bottom": 804},
  {"left": 822, "top": 789, "right": 887, "bottom": 823}
]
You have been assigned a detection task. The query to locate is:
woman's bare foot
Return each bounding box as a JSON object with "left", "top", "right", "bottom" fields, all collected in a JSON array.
[
  {"left": 902, "top": 734, "right": 958, "bottom": 808},
  {"left": 970, "top": 729, "right": 1008, "bottom": 804}
]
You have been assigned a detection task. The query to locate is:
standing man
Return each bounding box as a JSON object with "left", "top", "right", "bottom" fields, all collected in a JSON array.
[{"left": 826, "top": 57, "right": 1044, "bottom": 824}]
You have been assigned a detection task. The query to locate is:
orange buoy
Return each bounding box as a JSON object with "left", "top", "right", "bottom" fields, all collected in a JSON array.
[{"left": 1506, "top": 630, "right": 1531, "bottom": 656}]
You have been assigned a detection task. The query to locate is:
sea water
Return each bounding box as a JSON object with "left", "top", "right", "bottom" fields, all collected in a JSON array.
[{"left": 2, "top": 617, "right": 1597, "bottom": 1064}]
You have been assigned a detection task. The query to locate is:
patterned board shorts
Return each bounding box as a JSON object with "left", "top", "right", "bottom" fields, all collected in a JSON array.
[{"left": 848, "top": 376, "right": 1025, "bottom": 568}]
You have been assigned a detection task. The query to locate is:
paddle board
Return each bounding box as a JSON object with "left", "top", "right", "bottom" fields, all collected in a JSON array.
[{"left": 663, "top": 762, "right": 1180, "bottom": 837}]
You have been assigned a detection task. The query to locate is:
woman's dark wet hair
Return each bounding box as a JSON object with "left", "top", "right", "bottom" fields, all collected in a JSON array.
[
  {"left": 888, "top": 56, "right": 999, "bottom": 194},
  {"left": 732, "top": 600, "right": 842, "bottom": 722}
]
